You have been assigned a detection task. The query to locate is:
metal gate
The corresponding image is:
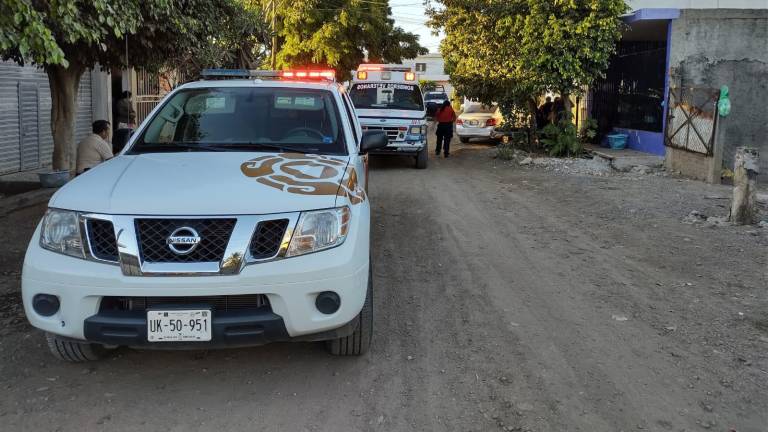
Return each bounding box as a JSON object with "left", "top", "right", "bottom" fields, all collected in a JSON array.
[
  {"left": 18, "top": 83, "right": 40, "bottom": 170},
  {"left": 665, "top": 86, "right": 719, "bottom": 155},
  {"left": 134, "top": 69, "right": 189, "bottom": 124}
]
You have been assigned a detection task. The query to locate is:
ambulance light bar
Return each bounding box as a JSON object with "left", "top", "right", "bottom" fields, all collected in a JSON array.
[{"left": 357, "top": 64, "right": 412, "bottom": 72}]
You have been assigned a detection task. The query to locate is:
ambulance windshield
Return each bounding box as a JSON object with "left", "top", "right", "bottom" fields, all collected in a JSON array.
[{"left": 349, "top": 83, "right": 424, "bottom": 111}]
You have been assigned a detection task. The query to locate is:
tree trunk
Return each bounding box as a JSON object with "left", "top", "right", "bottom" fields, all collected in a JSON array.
[
  {"left": 562, "top": 92, "right": 573, "bottom": 122},
  {"left": 47, "top": 64, "right": 85, "bottom": 172},
  {"left": 730, "top": 147, "right": 760, "bottom": 225},
  {"left": 527, "top": 98, "right": 539, "bottom": 149}
]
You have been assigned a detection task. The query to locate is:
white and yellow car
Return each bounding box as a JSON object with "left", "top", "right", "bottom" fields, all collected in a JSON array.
[{"left": 22, "top": 69, "right": 388, "bottom": 361}]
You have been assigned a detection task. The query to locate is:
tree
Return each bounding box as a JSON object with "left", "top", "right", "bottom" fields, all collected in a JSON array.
[
  {"left": 419, "top": 79, "right": 438, "bottom": 92},
  {"left": 430, "top": 0, "right": 626, "bottom": 128},
  {"left": 0, "top": 0, "right": 258, "bottom": 171},
  {"left": 276, "top": 0, "right": 428, "bottom": 81}
]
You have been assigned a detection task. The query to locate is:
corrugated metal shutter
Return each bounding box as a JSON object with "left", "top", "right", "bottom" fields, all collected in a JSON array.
[
  {"left": 75, "top": 70, "right": 93, "bottom": 143},
  {"left": 18, "top": 83, "right": 40, "bottom": 170},
  {"left": 0, "top": 61, "right": 94, "bottom": 175}
]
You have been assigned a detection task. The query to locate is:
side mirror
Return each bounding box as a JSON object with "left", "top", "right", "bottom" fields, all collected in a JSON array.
[{"left": 360, "top": 130, "right": 388, "bottom": 154}]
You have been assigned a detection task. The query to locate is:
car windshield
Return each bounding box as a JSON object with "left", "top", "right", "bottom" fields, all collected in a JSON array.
[
  {"left": 425, "top": 92, "right": 448, "bottom": 101},
  {"left": 463, "top": 103, "right": 497, "bottom": 114},
  {"left": 129, "top": 87, "right": 346, "bottom": 155},
  {"left": 349, "top": 83, "right": 424, "bottom": 111}
]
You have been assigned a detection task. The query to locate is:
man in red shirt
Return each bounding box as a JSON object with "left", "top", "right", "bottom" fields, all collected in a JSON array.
[{"left": 434, "top": 100, "right": 456, "bottom": 158}]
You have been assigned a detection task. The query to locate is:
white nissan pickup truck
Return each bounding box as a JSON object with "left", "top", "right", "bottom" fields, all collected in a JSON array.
[{"left": 22, "top": 69, "right": 388, "bottom": 361}]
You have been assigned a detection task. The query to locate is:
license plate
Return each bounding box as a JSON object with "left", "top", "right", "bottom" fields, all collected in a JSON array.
[
  {"left": 468, "top": 120, "right": 479, "bottom": 126},
  {"left": 147, "top": 309, "right": 212, "bottom": 342}
]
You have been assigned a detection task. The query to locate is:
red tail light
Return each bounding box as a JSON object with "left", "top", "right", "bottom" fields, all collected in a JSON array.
[
  {"left": 456, "top": 119, "right": 463, "bottom": 125},
  {"left": 485, "top": 118, "right": 497, "bottom": 127}
]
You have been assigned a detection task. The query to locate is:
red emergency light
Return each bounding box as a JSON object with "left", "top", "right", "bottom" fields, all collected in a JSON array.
[{"left": 280, "top": 69, "right": 335, "bottom": 80}]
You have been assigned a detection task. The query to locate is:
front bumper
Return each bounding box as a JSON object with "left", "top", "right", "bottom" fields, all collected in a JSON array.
[
  {"left": 22, "top": 209, "right": 370, "bottom": 346},
  {"left": 369, "top": 140, "right": 426, "bottom": 154}
]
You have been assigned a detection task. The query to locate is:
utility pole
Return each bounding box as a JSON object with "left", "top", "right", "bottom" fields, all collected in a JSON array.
[{"left": 270, "top": 0, "right": 277, "bottom": 70}]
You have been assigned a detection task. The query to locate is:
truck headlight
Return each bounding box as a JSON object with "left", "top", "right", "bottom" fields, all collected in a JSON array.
[
  {"left": 408, "top": 125, "right": 422, "bottom": 135},
  {"left": 286, "top": 207, "right": 351, "bottom": 257},
  {"left": 40, "top": 209, "right": 84, "bottom": 259}
]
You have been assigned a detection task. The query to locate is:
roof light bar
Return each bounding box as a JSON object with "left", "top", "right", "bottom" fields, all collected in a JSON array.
[
  {"left": 280, "top": 69, "right": 335, "bottom": 80},
  {"left": 357, "top": 64, "right": 412, "bottom": 73},
  {"left": 201, "top": 69, "right": 285, "bottom": 79}
]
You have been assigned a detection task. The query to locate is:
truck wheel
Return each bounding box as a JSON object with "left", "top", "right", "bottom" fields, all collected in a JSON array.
[
  {"left": 415, "top": 147, "right": 428, "bottom": 169},
  {"left": 45, "top": 332, "right": 107, "bottom": 362},
  {"left": 327, "top": 267, "right": 373, "bottom": 356},
  {"left": 459, "top": 137, "right": 470, "bottom": 143}
]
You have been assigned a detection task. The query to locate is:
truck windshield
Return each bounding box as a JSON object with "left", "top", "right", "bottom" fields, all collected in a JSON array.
[
  {"left": 129, "top": 87, "right": 346, "bottom": 155},
  {"left": 349, "top": 83, "right": 424, "bottom": 111},
  {"left": 425, "top": 92, "right": 448, "bottom": 101}
]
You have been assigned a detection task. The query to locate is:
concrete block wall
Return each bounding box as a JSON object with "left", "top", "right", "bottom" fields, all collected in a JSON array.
[{"left": 668, "top": 9, "right": 768, "bottom": 182}]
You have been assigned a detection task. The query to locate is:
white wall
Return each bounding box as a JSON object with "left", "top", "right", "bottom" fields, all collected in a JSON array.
[{"left": 627, "top": 0, "right": 768, "bottom": 9}]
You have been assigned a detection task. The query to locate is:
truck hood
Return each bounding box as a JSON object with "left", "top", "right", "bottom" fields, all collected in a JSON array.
[
  {"left": 50, "top": 152, "right": 351, "bottom": 215},
  {"left": 355, "top": 108, "right": 425, "bottom": 121}
]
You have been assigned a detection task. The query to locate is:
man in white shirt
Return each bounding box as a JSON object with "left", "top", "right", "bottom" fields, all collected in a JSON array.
[{"left": 76, "top": 120, "right": 113, "bottom": 174}]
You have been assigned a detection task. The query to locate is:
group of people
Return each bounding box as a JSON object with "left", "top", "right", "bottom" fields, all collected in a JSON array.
[
  {"left": 75, "top": 91, "right": 136, "bottom": 175},
  {"left": 536, "top": 96, "right": 566, "bottom": 127}
]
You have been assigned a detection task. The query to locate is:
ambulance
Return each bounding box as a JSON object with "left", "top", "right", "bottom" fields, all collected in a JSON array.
[{"left": 349, "top": 64, "right": 428, "bottom": 169}]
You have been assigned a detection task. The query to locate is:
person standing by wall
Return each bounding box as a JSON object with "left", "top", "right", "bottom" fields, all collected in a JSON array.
[
  {"left": 76, "top": 120, "right": 113, "bottom": 174},
  {"left": 115, "top": 91, "right": 137, "bottom": 129},
  {"left": 434, "top": 100, "right": 456, "bottom": 158}
]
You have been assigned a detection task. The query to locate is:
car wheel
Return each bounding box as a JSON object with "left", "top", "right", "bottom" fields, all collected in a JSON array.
[
  {"left": 326, "top": 266, "right": 373, "bottom": 356},
  {"left": 415, "top": 146, "right": 428, "bottom": 169},
  {"left": 459, "top": 137, "right": 470, "bottom": 143},
  {"left": 45, "top": 332, "right": 108, "bottom": 362}
]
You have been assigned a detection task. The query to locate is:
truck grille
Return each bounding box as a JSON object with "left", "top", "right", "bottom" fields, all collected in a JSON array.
[
  {"left": 135, "top": 218, "right": 236, "bottom": 263},
  {"left": 100, "top": 295, "right": 270, "bottom": 312},
  {"left": 364, "top": 126, "right": 403, "bottom": 143},
  {"left": 86, "top": 219, "right": 119, "bottom": 262},
  {"left": 249, "top": 219, "right": 289, "bottom": 259}
]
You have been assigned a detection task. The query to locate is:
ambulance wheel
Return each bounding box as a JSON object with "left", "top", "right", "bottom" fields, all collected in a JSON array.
[{"left": 415, "top": 147, "right": 428, "bottom": 169}]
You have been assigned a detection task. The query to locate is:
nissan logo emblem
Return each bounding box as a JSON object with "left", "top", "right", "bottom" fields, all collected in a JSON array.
[{"left": 166, "top": 226, "right": 201, "bottom": 255}]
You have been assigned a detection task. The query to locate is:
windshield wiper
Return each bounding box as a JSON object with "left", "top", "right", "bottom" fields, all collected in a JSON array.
[
  {"left": 130, "top": 142, "right": 229, "bottom": 153},
  {"left": 214, "top": 142, "right": 325, "bottom": 154}
]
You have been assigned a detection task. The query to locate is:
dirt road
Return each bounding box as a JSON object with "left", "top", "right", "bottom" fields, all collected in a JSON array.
[{"left": 1, "top": 143, "right": 766, "bottom": 431}]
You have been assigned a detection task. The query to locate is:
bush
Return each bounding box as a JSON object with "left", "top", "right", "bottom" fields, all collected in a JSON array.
[
  {"left": 496, "top": 143, "right": 517, "bottom": 160},
  {"left": 539, "top": 119, "right": 582, "bottom": 157},
  {"left": 579, "top": 118, "right": 598, "bottom": 143}
]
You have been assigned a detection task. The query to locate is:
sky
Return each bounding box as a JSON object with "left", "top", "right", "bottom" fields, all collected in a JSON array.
[{"left": 390, "top": 2, "right": 443, "bottom": 54}]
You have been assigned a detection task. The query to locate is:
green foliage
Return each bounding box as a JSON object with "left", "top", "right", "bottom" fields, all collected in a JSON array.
[
  {"left": 579, "top": 118, "right": 598, "bottom": 143},
  {"left": 0, "top": 0, "right": 261, "bottom": 72},
  {"left": 276, "top": 0, "right": 427, "bottom": 81},
  {"left": 496, "top": 143, "right": 517, "bottom": 160},
  {"left": 419, "top": 79, "right": 437, "bottom": 92},
  {"left": 539, "top": 118, "right": 582, "bottom": 157},
  {"left": 429, "top": 0, "right": 626, "bottom": 140}
]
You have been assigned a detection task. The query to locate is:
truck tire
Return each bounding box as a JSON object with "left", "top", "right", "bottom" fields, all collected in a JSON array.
[
  {"left": 46, "top": 332, "right": 107, "bottom": 362},
  {"left": 415, "top": 146, "right": 428, "bottom": 169},
  {"left": 327, "top": 267, "right": 373, "bottom": 356},
  {"left": 459, "top": 137, "right": 470, "bottom": 143}
]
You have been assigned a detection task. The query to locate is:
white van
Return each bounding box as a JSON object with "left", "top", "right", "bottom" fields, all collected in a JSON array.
[{"left": 349, "top": 64, "right": 428, "bottom": 169}]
